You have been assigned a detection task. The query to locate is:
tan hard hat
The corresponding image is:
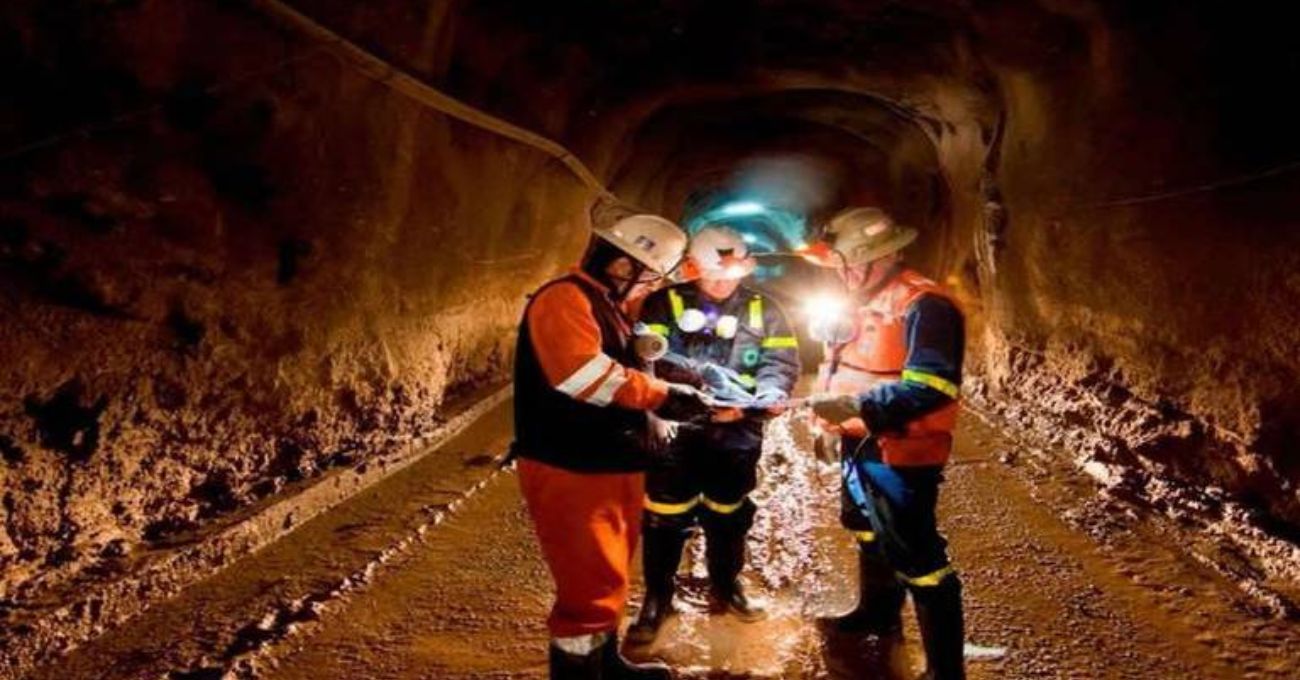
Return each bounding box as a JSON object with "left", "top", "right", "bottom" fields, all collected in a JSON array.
[
  {"left": 593, "top": 214, "right": 688, "bottom": 275},
  {"left": 825, "top": 207, "right": 917, "bottom": 266}
]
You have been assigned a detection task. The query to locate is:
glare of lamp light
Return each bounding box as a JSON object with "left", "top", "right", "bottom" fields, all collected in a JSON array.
[
  {"left": 741, "top": 232, "right": 757, "bottom": 244},
  {"left": 718, "top": 201, "right": 766, "bottom": 217},
  {"left": 803, "top": 293, "right": 848, "bottom": 323}
]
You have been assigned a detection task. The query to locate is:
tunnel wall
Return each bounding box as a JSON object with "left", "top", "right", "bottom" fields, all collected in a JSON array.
[
  {"left": 971, "top": 4, "right": 1300, "bottom": 527},
  {"left": 0, "top": 0, "right": 591, "bottom": 603}
]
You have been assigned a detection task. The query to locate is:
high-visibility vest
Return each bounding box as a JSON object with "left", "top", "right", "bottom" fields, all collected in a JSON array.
[
  {"left": 817, "top": 268, "right": 961, "bottom": 467},
  {"left": 649, "top": 285, "right": 799, "bottom": 390},
  {"left": 513, "top": 275, "right": 650, "bottom": 472}
]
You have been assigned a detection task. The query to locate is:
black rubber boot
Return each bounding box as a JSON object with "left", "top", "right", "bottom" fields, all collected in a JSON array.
[
  {"left": 548, "top": 641, "right": 603, "bottom": 679},
  {"left": 602, "top": 634, "right": 673, "bottom": 679},
  {"left": 627, "top": 517, "right": 691, "bottom": 645},
  {"left": 820, "top": 542, "right": 906, "bottom": 636},
  {"left": 702, "top": 501, "right": 764, "bottom": 621},
  {"left": 911, "top": 572, "right": 965, "bottom": 680},
  {"left": 549, "top": 635, "right": 673, "bottom": 680}
]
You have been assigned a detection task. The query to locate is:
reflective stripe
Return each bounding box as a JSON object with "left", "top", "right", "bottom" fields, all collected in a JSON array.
[
  {"left": 701, "top": 496, "right": 746, "bottom": 514},
  {"left": 646, "top": 323, "right": 671, "bottom": 337},
  {"left": 555, "top": 354, "right": 615, "bottom": 397},
  {"left": 586, "top": 367, "right": 627, "bottom": 406},
  {"left": 748, "top": 296, "right": 764, "bottom": 330},
  {"left": 901, "top": 369, "right": 960, "bottom": 398},
  {"left": 899, "top": 565, "right": 955, "bottom": 587},
  {"left": 645, "top": 496, "right": 699, "bottom": 515},
  {"left": 668, "top": 289, "right": 685, "bottom": 323},
  {"left": 761, "top": 336, "right": 799, "bottom": 349},
  {"left": 853, "top": 530, "right": 877, "bottom": 543},
  {"left": 736, "top": 373, "right": 757, "bottom": 388},
  {"left": 553, "top": 632, "right": 610, "bottom": 654}
]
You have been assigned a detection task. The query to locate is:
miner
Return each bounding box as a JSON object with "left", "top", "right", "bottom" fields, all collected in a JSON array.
[
  {"left": 512, "top": 203, "right": 715, "bottom": 679},
  {"left": 804, "top": 207, "right": 967, "bottom": 680},
  {"left": 628, "top": 223, "right": 800, "bottom": 644}
]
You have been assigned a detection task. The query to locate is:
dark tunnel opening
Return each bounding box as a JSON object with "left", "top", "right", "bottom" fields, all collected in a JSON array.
[{"left": 2, "top": 0, "right": 1300, "bottom": 677}]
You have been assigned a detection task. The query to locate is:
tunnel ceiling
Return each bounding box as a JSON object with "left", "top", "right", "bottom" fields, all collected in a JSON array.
[
  {"left": 284, "top": 0, "right": 1004, "bottom": 161},
  {"left": 607, "top": 91, "right": 944, "bottom": 213}
]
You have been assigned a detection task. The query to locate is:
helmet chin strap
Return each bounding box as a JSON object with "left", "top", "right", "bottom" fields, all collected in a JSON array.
[
  {"left": 608, "top": 261, "right": 649, "bottom": 302},
  {"left": 581, "top": 238, "right": 643, "bottom": 301}
]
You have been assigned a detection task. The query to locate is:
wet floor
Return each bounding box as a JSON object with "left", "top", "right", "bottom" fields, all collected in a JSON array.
[{"left": 34, "top": 399, "right": 1300, "bottom": 679}]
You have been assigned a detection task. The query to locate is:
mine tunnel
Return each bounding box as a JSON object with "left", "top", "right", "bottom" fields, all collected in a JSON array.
[{"left": 2, "top": 1, "right": 1300, "bottom": 678}]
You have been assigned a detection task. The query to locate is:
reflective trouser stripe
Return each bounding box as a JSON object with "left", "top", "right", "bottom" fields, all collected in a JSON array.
[
  {"left": 701, "top": 496, "right": 746, "bottom": 514},
  {"left": 646, "top": 495, "right": 748, "bottom": 515},
  {"left": 668, "top": 289, "right": 685, "bottom": 324},
  {"left": 645, "top": 496, "right": 699, "bottom": 515},
  {"left": 645, "top": 323, "right": 671, "bottom": 337},
  {"left": 748, "top": 296, "right": 764, "bottom": 331},
  {"left": 898, "top": 565, "right": 955, "bottom": 587},
  {"left": 761, "top": 336, "right": 798, "bottom": 349},
  {"left": 901, "top": 369, "right": 960, "bottom": 398},
  {"left": 854, "top": 530, "right": 877, "bottom": 543}
]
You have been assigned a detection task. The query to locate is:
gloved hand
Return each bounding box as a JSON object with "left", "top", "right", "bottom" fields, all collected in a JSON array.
[
  {"left": 643, "top": 413, "right": 679, "bottom": 453},
  {"left": 699, "top": 364, "right": 756, "bottom": 405},
  {"left": 753, "top": 387, "right": 789, "bottom": 415},
  {"left": 654, "top": 353, "right": 705, "bottom": 389},
  {"left": 807, "top": 392, "right": 862, "bottom": 425},
  {"left": 813, "top": 430, "right": 841, "bottom": 463},
  {"left": 654, "top": 383, "right": 714, "bottom": 422}
]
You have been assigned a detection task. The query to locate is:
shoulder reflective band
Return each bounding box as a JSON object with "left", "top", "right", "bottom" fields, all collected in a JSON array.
[
  {"left": 701, "top": 496, "right": 747, "bottom": 514},
  {"left": 645, "top": 323, "right": 671, "bottom": 337},
  {"left": 853, "top": 530, "right": 877, "bottom": 543},
  {"left": 898, "top": 565, "right": 956, "bottom": 588},
  {"left": 748, "top": 296, "right": 764, "bottom": 331},
  {"left": 644, "top": 495, "right": 699, "bottom": 515},
  {"left": 668, "top": 289, "right": 685, "bottom": 323},
  {"left": 901, "top": 369, "right": 960, "bottom": 398},
  {"left": 761, "top": 336, "right": 799, "bottom": 349}
]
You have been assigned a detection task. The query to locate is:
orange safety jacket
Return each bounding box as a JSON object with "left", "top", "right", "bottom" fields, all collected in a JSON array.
[
  {"left": 816, "top": 268, "right": 963, "bottom": 467},
  {"left": 513, "top": 270, "right": 669, "bottom": 473}
]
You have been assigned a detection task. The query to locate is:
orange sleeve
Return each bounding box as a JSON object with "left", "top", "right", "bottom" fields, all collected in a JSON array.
[{"left": 527, "top": 282, "right": 668, "bottom": 411}]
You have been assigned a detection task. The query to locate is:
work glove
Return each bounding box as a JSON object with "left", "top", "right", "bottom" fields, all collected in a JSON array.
[
  {"left": 813, "top": 430, "right": 841, "bottom": 464},
  {"left": 699, "top": 364, "right": 755, "bottom": 405},
  {"left": 807, "top": 392, "right": 862, "bottom": 425},
  {"left": 753, "top": 387, "right": 789, "bottom": 415},
  {"left": 654, "top": 383, "right": 714, "bottom": 422},
  {"left": 654, "top": 353, "right": 705, "bottom": 389},
  {"left": 643, "top": 413, "right": 679, "bottom": 454}
]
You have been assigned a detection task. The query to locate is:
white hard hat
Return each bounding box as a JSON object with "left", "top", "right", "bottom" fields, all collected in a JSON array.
[
  {"left": 593, "top": 214, "right": 688, "bottom": 275},
  {"left": 823, "top": 207, "right": 917, "bottom": 267},
  {"left": 687, "top": 225, "right": 756, "bottom": 280}
]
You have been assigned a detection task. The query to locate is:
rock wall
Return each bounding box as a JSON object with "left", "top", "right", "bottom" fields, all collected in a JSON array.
[
  {"left": 972, "top": 2, "right": 1300, "bottom": 527},
  {"left": 1, "top": 0, "right": 592, "bottom": 602}
]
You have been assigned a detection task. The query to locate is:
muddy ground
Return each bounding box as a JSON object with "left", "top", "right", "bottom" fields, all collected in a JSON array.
[{"left": 28, "top": 398, "right": 1300, "bottom": 679}]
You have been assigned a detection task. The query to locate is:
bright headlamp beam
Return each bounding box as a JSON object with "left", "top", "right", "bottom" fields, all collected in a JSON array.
[
  {"left": 804, "top": 293, "right": 847, "bottom": 323},
  {"left": 718, "top": 201, "right": 766, "bottom": 217}
]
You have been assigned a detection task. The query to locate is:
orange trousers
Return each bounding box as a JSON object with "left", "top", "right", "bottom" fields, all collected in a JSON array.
[{"left": 517, "top": 457, "right": 645, "bottom": 638}]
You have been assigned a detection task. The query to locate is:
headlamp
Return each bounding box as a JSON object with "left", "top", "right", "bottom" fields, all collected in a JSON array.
[{"left": 803, "top": 293, "right": 856, "bottom": 344}]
